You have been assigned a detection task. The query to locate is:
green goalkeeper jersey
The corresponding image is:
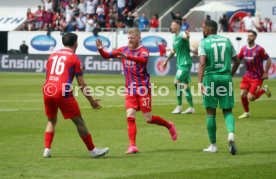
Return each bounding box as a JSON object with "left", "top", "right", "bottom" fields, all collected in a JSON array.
[
  {"left": 198, "top": 34, "right": 237, "bottom": 76},
  {"left": 173, "top": 31, "right": 192, "bottom": 68}
]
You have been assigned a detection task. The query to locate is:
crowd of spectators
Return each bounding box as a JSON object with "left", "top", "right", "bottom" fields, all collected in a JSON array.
[
  {"left": 21, "top": 1, "right": 274, "bottom": 33},
  {"left": 21, "top": 0, "right": 150, "bottom": 34}
]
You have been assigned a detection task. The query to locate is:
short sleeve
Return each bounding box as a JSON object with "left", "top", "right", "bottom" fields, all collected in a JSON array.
[
  {"left": 259, "top": 47, "right": 269, "bottom": 60},
  {"left": 75, "top": 57, "right": 83, "bottom": 77},
  {"left": 230, "top": 40, "right": 237, "bottom": 57},
  {"left": 238, "top": 47, "right": 244, "bottom": 60},
  {"left": 198, "top": 40, "right": 206, "bottom": 56}
]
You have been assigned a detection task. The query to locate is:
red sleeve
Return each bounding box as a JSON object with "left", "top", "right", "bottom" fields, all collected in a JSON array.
[
  {"left": 238, "top": 47, "right": 244, "bottom": 60},
  {"left": 74, "top": 55, "right": 83, "bottom": 76},
  {"left": 127, "top": 49, "right": 149, "bottom": 63},
  {"left": 259, "top": 47, "right": 269, "bottom": 60},
  {"left": 98, "top": 48, "right": 120, "bottom": 59}
]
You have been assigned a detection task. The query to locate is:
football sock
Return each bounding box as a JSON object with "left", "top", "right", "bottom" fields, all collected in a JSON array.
[
  {"left": 207, "top": 115, "right": 216, "bottom": 144},
  {"left": 185, "top": 87, "right": 194, "bottom": 108},
  {"left": 224, "top": 112, "right": 235, "bottom": 133},
  {"left": 81, "top": 133, "right": 95, "bottom": 151},
  {"left": 150, "top": 116, "right": 171, "bottom": 129},
  {"left": 44, "top": 132, "right": 54, "bottom": 149},
  {"left": 175, "top": 83, "right": 182, "bottom": 106},
  {"left": 127, "top": 117, "right": 136, "bottom": 146},
  {"left": 255, "top": 89, "right": 265, "bottom": 99},
  {"left": 241, "top": 96, "right": 249, "bottom": 112}
]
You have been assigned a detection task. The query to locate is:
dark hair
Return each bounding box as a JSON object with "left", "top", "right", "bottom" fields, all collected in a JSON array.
[
  {"left": 62, "top": 32, "right": 78, "bottom": 47},
  {"left": 172, "top": 20, "right": 182, "bottom": 26},
  {"left": 205, "top": 20, "right": 218, "bottom": 32},
  {"left": 248, "top": 30, "right": 257, "bottom": 37}
]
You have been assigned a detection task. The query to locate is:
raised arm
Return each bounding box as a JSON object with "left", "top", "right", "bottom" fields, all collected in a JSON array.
[{"left": 96, "top": 39, "right": 118, "bottom": 59}]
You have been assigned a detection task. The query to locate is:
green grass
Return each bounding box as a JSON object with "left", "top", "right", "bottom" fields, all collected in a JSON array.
[{"left": 0, "top": 73, "right": 276, "bottom": 179}]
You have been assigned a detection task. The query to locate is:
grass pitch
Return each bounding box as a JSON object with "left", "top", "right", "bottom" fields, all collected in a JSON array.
[{"left": 0, "top": 73, "right": 276, "bottom": 178}]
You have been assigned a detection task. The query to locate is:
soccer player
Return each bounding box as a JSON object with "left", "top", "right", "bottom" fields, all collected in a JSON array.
[
  {"left": 162, "top": 20, "right": 194, "bottom": 114},
  {"left": 42, "top": 32, "right": 109, "bottom": 158},
  {"left": 96, "top": 28, "right": 177, "bottom": 154},
  {"left": 198, "top": 20, "right": 241, "bottom": 155},
  {"left": 238, "top": 30, "right": 272, "bottom": 119}
]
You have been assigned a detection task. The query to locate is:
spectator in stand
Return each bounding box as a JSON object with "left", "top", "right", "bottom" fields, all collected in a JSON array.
[
  {"left": 85, "top": 14, "right": 95, "bottom": 32},
  {"left": 86, "top": 0, "right": 98, "bottom": 16},
  {"left": 53, "top": 11, "right": 62, "bottom": 31},
  {"left": 181, "top": 17, "right": 190, "bottom": 31},
  {"left": 96, "top": 1, "right": 106, "bottom": 21},
  {"left": 219, "top": 14, "right": 229, "bottom": 32},
  {"left": 59, "top": 16, "right": 68, "bottom": 33},
  {"left": 76, "top": 12, "right": 86, "bottom": 31},
  {"left": 202, "top": 14, "right": 211, "bottom": 28},
  {"left": 26, "top": 8, "right": 35, "bottom": 31},
  {"left": 20, "top": 41, "right": 29, "bottom": 54},
  {"left": 156, "top": 39, "right": 167, "bottom": 57},
  {"left": 242, "top": 12, "right": 255, "bottom": 32},
  {"left": 78, "top": 0, "right": 86, "bottom": 15},
  {"left": 171, "top": 12, "right": 182, "bottom": 21},
  {"left": 137, "top": 12, "right": 149, "bottom": 31},
  {"left": 231, "top": 17, "right": 241, "bottom": 32},
  {"left": 117, "top": 0, "right": 126, "bottom": 18},
  {"left": 66, "top": 17, "right": 77, "bottom": 32},
  {"left": 42, "top": 9, "right": 54, "bottom": 31},
  {"left": 263, "top": 18, "right": 272, "bottom": 32},
  {"left": 65, "top": 4, "right": 74, "bottom": 23},
  {"left": 35, "top": 5, "right": 44, "bottom": 30},
  {"left": 42, "top": 0, "right": 53, "bottom": 11},
  {"left": 149, "top": 14, "right": 159, "bottom": 32},
  {"left": 106, "top": 17, "right": 116, "bottom": 30},
  {"left": 123, "top": 11, "right": 135, "bottom": 30}
]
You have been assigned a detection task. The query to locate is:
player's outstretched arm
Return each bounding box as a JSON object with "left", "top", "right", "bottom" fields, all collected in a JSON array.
[
  {"left": 117, "top": 51, "right": 148, "bottom": 63},
  {"left": 96, "top": 39, "right": 118, "bottom": 59},
  {"left": 76, "top": 75, "right": 102, "bottom": 110},
  {"left": 231, "top": 55, "right": 240, "bottom": 76},
  {"left": 262, "top": 58, "right": 271, "bottom": 80}
]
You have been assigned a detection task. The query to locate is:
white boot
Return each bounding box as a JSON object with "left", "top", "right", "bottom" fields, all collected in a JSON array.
[
  {"left": 90, "top": 147, "right": 109, "bottom": 158},
  {"left": 203, "top": 144, "right": 218, "bottom": 153},
  {"left": 181, "top": 107, "right": 195, "bottom": 114},
  {"left": 171, "top": 106, "right": 182, "bottom": 114}
]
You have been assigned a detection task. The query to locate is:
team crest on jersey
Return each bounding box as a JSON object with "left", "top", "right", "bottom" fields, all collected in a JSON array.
[{"left": 141, "top": 51, "right": 149, "bottom": 58}]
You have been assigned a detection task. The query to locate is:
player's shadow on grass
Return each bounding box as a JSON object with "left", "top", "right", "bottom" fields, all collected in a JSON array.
[
  {"left": 236, "top": 150, "right": 276, "bottom": 156},
  {"left": 142, "top": 148, "right": 200, "bottom": 154}
]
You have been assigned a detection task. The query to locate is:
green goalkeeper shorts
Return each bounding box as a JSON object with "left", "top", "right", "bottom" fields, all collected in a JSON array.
[
  {"left": 175, "top": 65, "right": 192, "bottom": 84},
  {"left": 203, "top": 74, "right": 234, "bottom": 109}
]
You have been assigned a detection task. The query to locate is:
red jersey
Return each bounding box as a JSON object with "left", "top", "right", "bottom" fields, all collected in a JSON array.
[
  {"left": 238, "top": 44, "right": 269, "bottom": 79},
  {"left": 43, "top": 48, "right": 83, "bottom": 97},
  {"left": 98, "top": 46, "right": 150, "bottom": 95}
]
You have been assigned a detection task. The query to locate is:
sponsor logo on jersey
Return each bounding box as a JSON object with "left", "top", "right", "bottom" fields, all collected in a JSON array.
[
  {"left": 141, "top": 36, "right": 167, "bottom": 53},
  {"left": 31, "top": 35, "right": 56, "bottom": 51},
  {"left": 84, "top": 35, "right": 110, "bottom": 52}
]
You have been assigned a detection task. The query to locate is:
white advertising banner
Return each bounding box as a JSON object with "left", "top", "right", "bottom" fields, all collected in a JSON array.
[{"left": 8, "top": 31, "right": 276, "bottom": 57}]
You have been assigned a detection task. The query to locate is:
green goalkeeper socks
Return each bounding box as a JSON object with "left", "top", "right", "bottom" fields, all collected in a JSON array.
[
  {"left": 175, "top": 83, "right": 182, "bottom": 106},
  {"left": 207, "top": 115, "right": 216, "bottom": 144},
  {"left": 224, "top": 112, "right": 235, "bottom": 133},
  {"left": 185, "top": 87, "right": 194, "bottom": 108}
]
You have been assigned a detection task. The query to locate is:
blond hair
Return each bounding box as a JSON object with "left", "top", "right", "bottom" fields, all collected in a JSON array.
[{"left": 128, "top": 28, "right": 141, "bottom": 37}]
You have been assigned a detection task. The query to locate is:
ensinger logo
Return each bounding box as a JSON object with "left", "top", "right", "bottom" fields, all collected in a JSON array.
[
  {"left": 141, "top": 36, "right": 167, "bottom": 53},
  {"left": 84, "top": 35, "right": 110, "bottom": 52},
  {"left": 154, "top": 56, "right": 170, "bottom": 76},
  {"left": 31, "top": 35, "right": 56, "bottom": 51}
]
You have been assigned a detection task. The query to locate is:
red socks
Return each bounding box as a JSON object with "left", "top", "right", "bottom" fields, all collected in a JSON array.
[
  {"left": 241, "top": 97, "right": 249, "bottom": 113},
  {"left": 150, "top": 116, "right": 171, "bottom": 129},
  {"left": 81, "top": 134, "right": 95, "bottom": 151},
  {"left": 44, "top": 132, "right": 54, "bottom": 149},
  {"left": 127, "top": 117, "right": 136, "bottom": 146},
  {"left": 255, "top": 89, "right": 265, "bottom": 99}
]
